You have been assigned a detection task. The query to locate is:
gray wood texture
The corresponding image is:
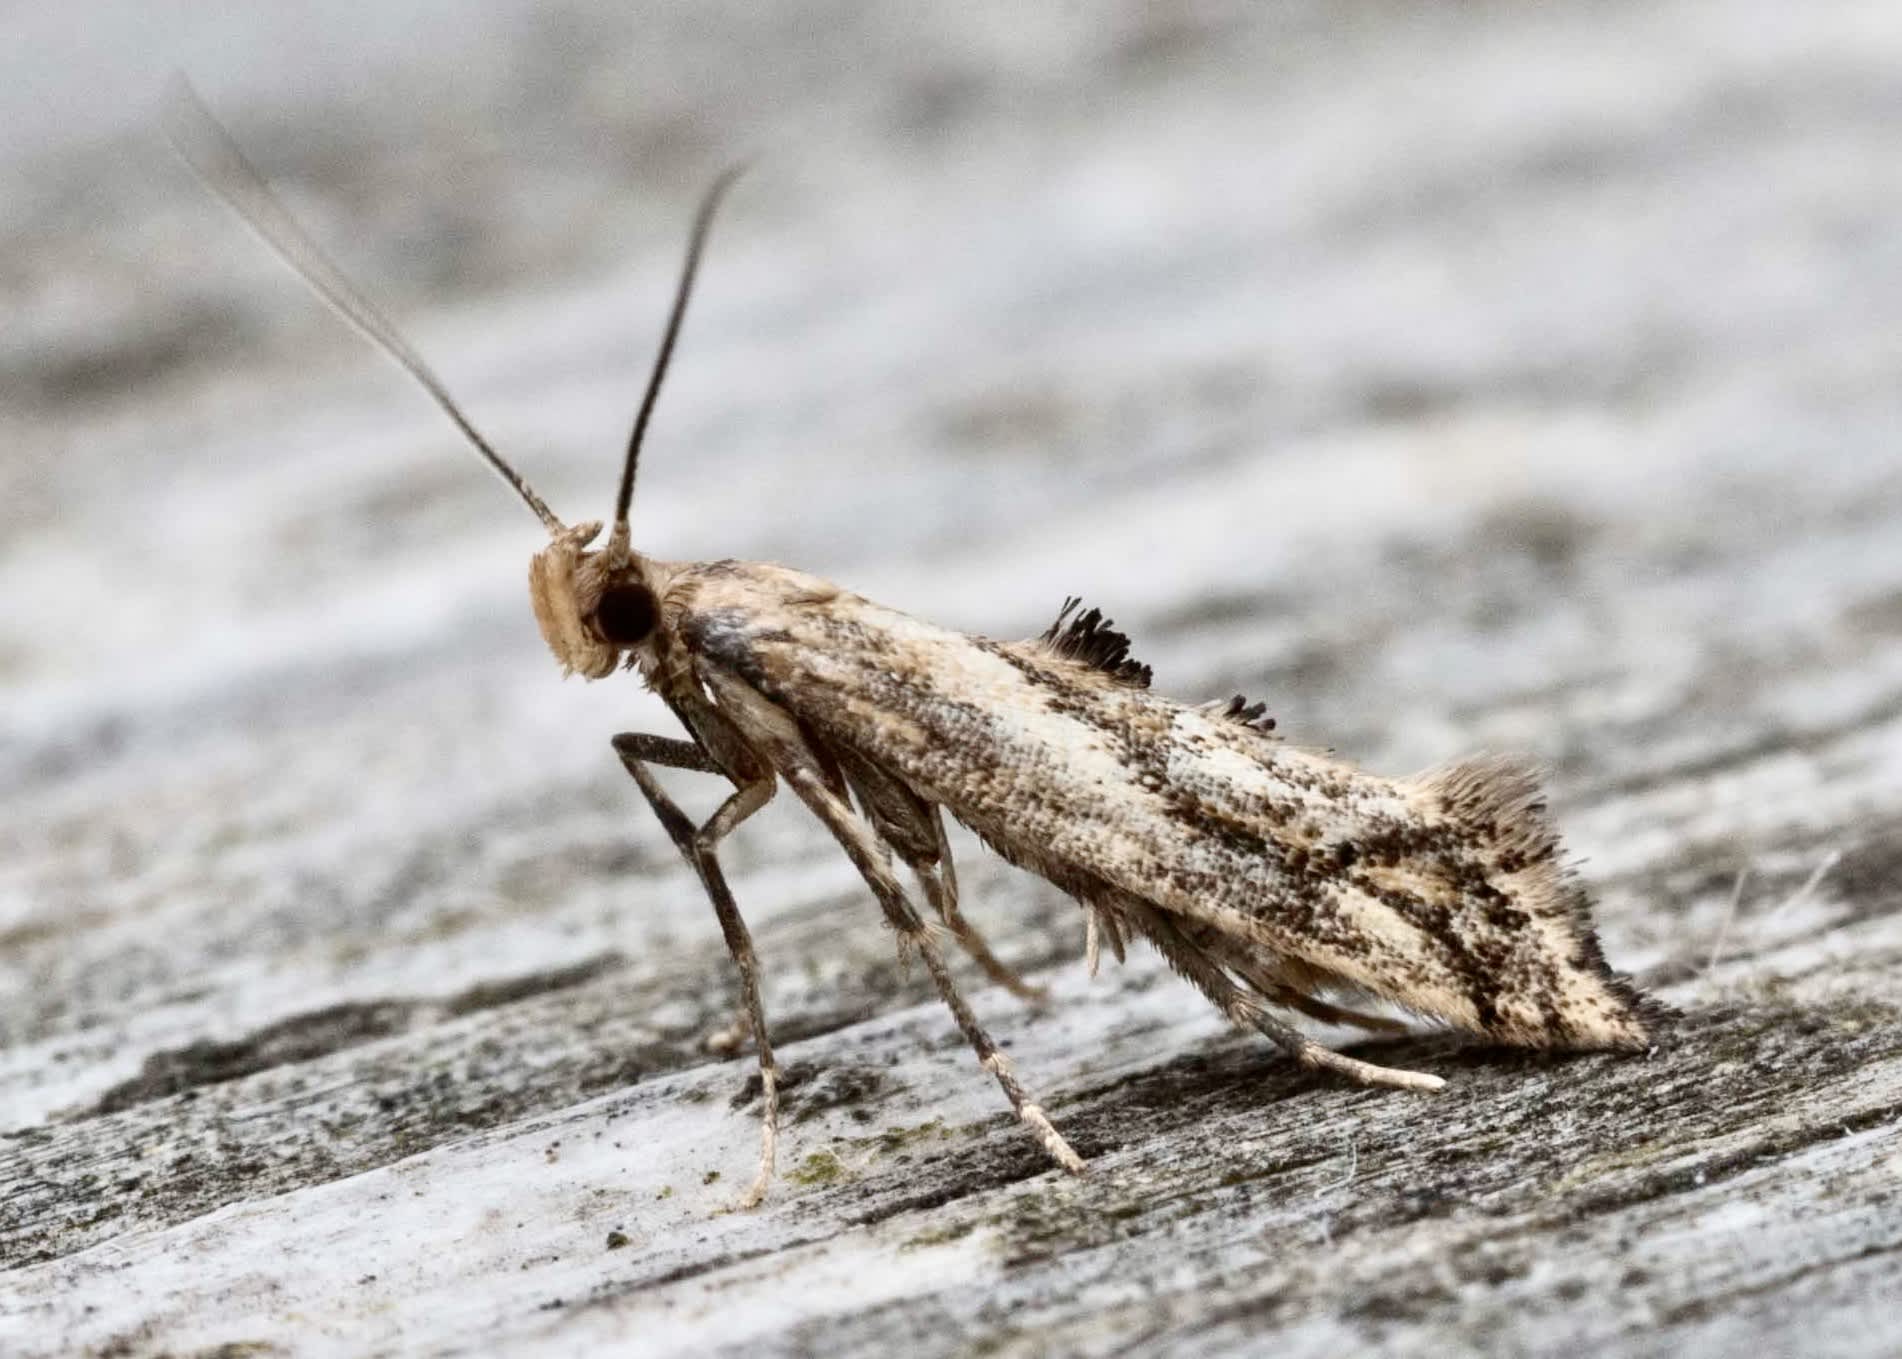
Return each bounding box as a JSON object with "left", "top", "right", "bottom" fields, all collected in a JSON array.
[{"left": 3, "top": 3, "right": 1899, "bottom": 1355}]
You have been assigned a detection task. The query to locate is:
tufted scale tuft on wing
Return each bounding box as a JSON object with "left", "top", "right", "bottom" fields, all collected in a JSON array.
[
  {"left": 1036, "top": 597, "right": 1153, "bottom": 689},
  {"left": 1206, "top": 692, "right": 1278, "bottom": 734}
]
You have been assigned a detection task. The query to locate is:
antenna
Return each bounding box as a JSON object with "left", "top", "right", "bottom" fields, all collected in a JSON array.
[
  {"left": 163, "top": 79, "right": 566, "bottom": 535},
  {"left": 606, "top": 162, "right": 748, "bottom": 567}
]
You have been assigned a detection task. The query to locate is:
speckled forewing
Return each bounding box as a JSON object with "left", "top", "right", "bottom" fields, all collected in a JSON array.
[{"left": 662, "top": 559, "right": 1654, "bottom": 1050}]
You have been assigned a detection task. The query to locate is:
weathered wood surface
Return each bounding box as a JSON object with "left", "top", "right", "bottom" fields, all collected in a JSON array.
[{"left": 4, "top": 3, "right": 1901, "bottom": 1355}]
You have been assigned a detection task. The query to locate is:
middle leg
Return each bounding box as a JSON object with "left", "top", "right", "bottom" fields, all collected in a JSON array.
[{"left": 778, "top": 759, "right": 1085, "bottom": 1174}]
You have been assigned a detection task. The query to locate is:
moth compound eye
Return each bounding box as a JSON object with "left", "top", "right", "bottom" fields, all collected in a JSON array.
[{"left": 593, "top": 584, "right": 658, "bottom": 646}]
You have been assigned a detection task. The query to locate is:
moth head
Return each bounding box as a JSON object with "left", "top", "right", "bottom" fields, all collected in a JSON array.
[{"left": 527, "top": 520, "right": 661, "bottom": 679}]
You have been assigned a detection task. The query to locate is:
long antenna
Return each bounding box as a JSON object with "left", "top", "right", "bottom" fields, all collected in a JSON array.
[
  {"left": 162, "top": 79, "right": 565, "bottom": 535},
  {"left": 607, "top": 162, "right": 748, "bottom": 565}
]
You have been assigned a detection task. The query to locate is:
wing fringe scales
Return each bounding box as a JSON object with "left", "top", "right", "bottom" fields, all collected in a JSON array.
[{"left": 1407, "top": 753, "right": 1669, "bottom": 1046}]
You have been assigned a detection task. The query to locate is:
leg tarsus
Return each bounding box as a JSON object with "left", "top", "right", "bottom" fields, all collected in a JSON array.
[
  {"left": 703, "top": 1011, "right": 750, "bottom": 1055},
  {"left": 734, "top": 1062, "right": 779, "bottom": 1210},
  {"left": 1236, "top": 1000, "right": 1445, "bottom": 1092},
  {"left": 982, "top": 1052, "right": 1086, "bottom": 1174}
]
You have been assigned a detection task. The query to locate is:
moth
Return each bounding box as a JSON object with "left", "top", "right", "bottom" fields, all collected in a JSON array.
[{"left": 171, "top": 89, "right": 1661, "bottom": 1207}]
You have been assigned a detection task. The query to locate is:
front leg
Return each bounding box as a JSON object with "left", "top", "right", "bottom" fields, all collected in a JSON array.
[{"left": 611, "top": 731, "right": 782, "bottom": 1208}]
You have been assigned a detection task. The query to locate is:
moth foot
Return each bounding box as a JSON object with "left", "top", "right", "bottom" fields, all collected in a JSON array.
[
  {"left": 1019, "top": 1102, "right": 1086, "bottom": 1174},
  {"left": 1299, "top": 1043, "right": 1445, "bottom": 1092},
  {"left": 731, "top": 1168, "right": 772, "bottom": 1212},
  {"left": 728, "top": 1071, "right": 779, "bottom": 1211}
]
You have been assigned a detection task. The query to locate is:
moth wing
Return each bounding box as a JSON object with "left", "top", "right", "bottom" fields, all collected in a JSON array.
[{"left": 667, "top": 563, "right": 1656, "bottom": 1051}]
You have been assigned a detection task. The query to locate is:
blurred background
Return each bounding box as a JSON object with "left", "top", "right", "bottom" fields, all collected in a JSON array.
[
  {"left": 4, "top": 2, "right": 1902, "bottom": 1347},
  {"left": 8, "top": 5, "right": 1899, "bottom": 726}
]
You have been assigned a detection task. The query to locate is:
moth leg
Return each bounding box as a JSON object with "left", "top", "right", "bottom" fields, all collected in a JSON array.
[
  {"left": 836, "top": 750, "right": 1046, "bottom": 1003},
  {"left": 917, "top": 808, "right": 1047, "bottom": 1003},
  {"left": 612, "top": 735, "right": 755, "bottom": 1052},
  {"left": 1184, "top": 928, "right": 1409, "bottom": 1034},
  {"left": 921, "top": 872, "right": 1047, "bottom": 1002},
  {"left": 1265, "top": 989, "right": 1410, "bottom": 1036},
  {"left": 777, "top": 759, "right": 1085, "bottom": 1175},
  {"left": 611, "top": 732, "right": 783, "bottom": 1208},
  {"left": 1122, "top": 898, "right": 1445, "bottom": 1093},
  {"left": 1084, "top": 902, "right": 1130, "bottom": 977},
  {"left": 611, "top": 731, "right": 720, "bottom": 773},
  {"left": 1247, "top": 1003, "right": 1442, "bottom": 1092}
]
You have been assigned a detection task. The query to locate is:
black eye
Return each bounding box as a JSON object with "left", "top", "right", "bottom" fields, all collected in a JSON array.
[{"left": 594, "top": 583, "right": 658, "bottom": 645}]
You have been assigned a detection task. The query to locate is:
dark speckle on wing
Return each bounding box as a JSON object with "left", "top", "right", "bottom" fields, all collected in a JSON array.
[{"left": 682, "top": 607, "right": 792, "bottom": 694}]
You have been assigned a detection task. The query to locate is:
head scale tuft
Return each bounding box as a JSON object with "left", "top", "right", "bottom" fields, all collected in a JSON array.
[{"left": 529, "top": 522, "right": 629, "bottom": 679}]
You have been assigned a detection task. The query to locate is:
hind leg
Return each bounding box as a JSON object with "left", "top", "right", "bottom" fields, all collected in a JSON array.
[{"left": 1122, "top": 897, "right": 1444, "bottom": 1092}]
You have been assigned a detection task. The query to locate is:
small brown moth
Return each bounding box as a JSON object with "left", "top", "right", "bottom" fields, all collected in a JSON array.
[{"left": 171, "top": 89, "right": 1662, "bottom": 1206}]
